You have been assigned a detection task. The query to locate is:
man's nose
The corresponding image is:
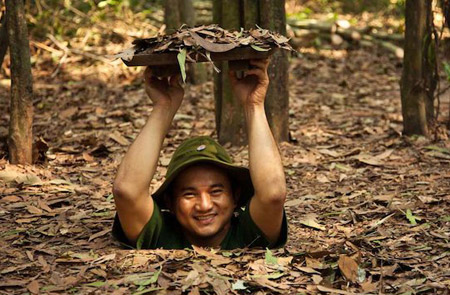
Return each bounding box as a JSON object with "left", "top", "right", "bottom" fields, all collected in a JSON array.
[{"left": 196, "top": 192, "right": 213, "bottom": 211}]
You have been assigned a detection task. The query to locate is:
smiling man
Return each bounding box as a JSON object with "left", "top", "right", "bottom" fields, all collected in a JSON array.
[{"left": 112, "top": 59, "right": 287, "bottom": 249}]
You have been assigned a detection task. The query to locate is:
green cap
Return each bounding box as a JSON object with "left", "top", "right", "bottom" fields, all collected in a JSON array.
[{"left": 152, "top": 136, "right": 254, "bottom": 209}]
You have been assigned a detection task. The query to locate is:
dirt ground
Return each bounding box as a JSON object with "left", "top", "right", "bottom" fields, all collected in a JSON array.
[{"left": 0, "top": 16, "right": 449, "bottom": 294}]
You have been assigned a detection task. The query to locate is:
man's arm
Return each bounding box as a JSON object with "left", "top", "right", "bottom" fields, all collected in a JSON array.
[
  {"left": 113, "top": 68, "right": 184, "bottom": 243},
  {"left": 229, "top": 59, "right": 287, "bottom": 243}
]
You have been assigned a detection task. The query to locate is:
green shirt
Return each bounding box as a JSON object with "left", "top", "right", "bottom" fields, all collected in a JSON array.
[{"left": 112, "top": 200, "right": 288, "bottom": 250}]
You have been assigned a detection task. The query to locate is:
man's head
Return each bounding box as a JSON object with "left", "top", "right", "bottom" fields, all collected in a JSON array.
[
  {"left": 152, "top": 136, "right": 254, "bottom": 245},
  {"left": 169, "top": 163, "right": 237, "bottom": 246}
]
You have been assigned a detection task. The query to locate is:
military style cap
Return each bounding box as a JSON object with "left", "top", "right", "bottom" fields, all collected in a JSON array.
[{"left": 152, "top": 136, "right": 254, "bottom": 208}]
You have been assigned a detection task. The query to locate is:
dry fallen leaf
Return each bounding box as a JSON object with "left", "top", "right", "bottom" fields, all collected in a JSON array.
[
  {"left": 300, "top": 214, "right": 326, "bottom": 231},
  {"left": 88, "top": 229, "right": 111, "bottom": 242},
  {"left": 27, "top": 280, "right": 40, "bottom": 294},
  {"left": 338, "top": 255, "right": 359, "bottom": 283},
  {"left": 109, "top": 131, "right": 130, "bottom": 146}
]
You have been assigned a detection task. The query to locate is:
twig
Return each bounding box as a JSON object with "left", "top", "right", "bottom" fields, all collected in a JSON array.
[
  {"left": 30, "top": 40, "right": 63, "bottom": 55},
  {"left": 288, "top": 18, "right": 404, "bottom": 58}
]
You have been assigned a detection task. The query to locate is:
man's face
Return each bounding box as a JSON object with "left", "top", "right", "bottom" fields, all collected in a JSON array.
[{"left": 171, "top": 163, "right": 236, "bottom": 247}]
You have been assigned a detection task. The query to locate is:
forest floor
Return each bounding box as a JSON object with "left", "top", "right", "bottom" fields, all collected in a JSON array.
[{"left": 0, "top": 10, "right": 450, "bottom": 295}]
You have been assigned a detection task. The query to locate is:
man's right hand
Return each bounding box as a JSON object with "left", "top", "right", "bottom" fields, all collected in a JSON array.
[
  {"left": 113, "top": 66, "right": 184, "bottom": 244},
  {"left": 144, "top": 67, "right": 184, "bottom": 114}
]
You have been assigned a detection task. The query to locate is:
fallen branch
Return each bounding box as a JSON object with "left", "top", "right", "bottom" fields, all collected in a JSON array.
[
  {"left": 369, "top": 31, "right": 404, "bottom": 43},
  {"left": 361, "top": 35, "right": 404, "bottom": 59},
  {"left": 287, "top": 18, "right": 404, "bottom": 58}
]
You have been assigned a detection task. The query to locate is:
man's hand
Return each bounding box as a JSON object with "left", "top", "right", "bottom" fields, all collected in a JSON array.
[
  {"left": 144, "top": 67, "right": 184, "bottom": 114},
  {"left": 231, "top": 57, "right": 286, "bottom": 244},
  {"left": 113, "top": 67, "right": 184, "bottom": 244},
  {"left": 229, "top": 58, "right": 270, "bottom": 107}
]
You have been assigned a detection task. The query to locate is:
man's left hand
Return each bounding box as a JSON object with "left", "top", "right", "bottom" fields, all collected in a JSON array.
[{"left": 229, "top": 58, "right": 270, "bottom": 107}]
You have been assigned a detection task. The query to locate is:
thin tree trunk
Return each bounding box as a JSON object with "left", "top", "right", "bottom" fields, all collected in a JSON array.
[
  {"left": 423, "top": 0, "right": 437, "bottom": 123},
  {"left": 165, "top": 0, "right": 206, "bottom": 84},
  {"left": 180, "top": 0, "right": 195, "bottom": 27},
  {"left": 164, "top": 0, "right": 181, "bottom": 31},
  {"left": 182, "top": 0, "right": 207, "bottom": 85},
  {"left": 401, "top": 0, "right": 435, "bottom": 136},
  {"left": 6, "top": 0, "right": 33, "bottom": 164},
  {"left": 0, "top": 7, "right": 8, "bottom": 68},
  {"left": 259, "top": 0, "right": 289, "bottom": 142},
  {"left": 242, "top": 0, "right": 259, "bottom": 30},
  {"left": 213, "top": 0, "right": 246, "bottom": 145}
]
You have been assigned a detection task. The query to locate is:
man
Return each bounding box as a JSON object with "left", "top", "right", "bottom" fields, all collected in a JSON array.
[{"left": 112, "top": 58, "right": 287, "bottom": 249}]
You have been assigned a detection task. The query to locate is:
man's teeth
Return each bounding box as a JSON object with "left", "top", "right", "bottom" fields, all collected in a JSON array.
[{"left": 197, "top": 216, "right": 213, "bottom": 220}]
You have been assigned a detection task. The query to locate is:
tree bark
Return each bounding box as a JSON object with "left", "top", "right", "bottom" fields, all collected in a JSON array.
[
  {"left": 180, "top": 0, "right": 195, "bottom": 27},
  {"left": 242, "top": 0, "right": 259, "bottom": 29},
  {"left": 259, "top": 0, "right": 289, "bottom": 142},
  {"left": 0, "top": 7, "right": 8, "bottom": 68},
  {"left": 400, "top": 0, "right": 436, "bottom": 136},
  {"left": 164, "top": 0, "right": 182, "bottom": 31},
  {"left": 164, "top": 0, "right": 206, "bottom": 84},
  {"left": 213, "top": 0, "right": 247, "bottom": 145},
  {"left": 213, "top": 0, "right": 289, "bottom": 145},
  {"left": 6, "top": 0, "right": 34, "bottom": 164}
]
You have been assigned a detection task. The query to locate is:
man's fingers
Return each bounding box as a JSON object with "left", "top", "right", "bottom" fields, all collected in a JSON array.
[
  {"left": 228, "top": 70, "right": 238, "bottom": 84},
  {"left": 244, "top": 68, "right": 267, "bottom": 81},
  {"left": 249, "top": 58, "right": 270, "bottom": 69},
  {"left": 144, "top": 67, "right": 153, "bottom": 82},
  {"left": 169, "top": 74, "right": 182, "bottom": 87}
]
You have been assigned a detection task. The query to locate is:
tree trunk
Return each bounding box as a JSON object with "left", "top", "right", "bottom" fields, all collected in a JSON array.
[
  {"left": 164, "top": 0, "right": 206, "bottom": 84},
  {"left": 259, "top": 0, "right": 289, "bottom": 142},
  {"left": 242, "top": 0, "right": 259, "bottom": 29},
  {"left": 213, "top": 0, "right": 289, "bottom": 145},
  {"left": 181, "top": 0, "right": 208, "bottom": 85},
  {"left": 180, "top": 0, "right": 195, "bottom": 27},
  {"left": 213, "top": 0, "right": 247, "bottom": 145},
  {"left": 0, "top": 6, "right": 8, "bottom": 68},
  {"left": 164, "top": 0, "right": 182, "bottom": 31},
  {"left": 400, "top": 0, "right": 436, "bottom": 136},
  {"left": 6, "top": 0, "right": 34, "bottom": 164}
]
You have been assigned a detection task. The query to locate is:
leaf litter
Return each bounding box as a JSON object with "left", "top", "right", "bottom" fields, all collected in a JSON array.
[
  {"left": 119, "top": 24, "right": 294, "bottom": 59},
  {"left": 0, "top": 12, "right": 449, "bottom": 295}
]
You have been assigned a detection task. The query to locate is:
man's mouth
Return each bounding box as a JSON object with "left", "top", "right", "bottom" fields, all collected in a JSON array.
[{"left": 194, "top": 214, "right": 216, "bottom": 225}]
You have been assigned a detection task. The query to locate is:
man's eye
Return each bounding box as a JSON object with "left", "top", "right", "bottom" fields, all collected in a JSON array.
[
  {"left": 211, "top": 190, "right": 223, "bottom": 195},
  {"left": 183, "top": 192, "right": 195, "bottom": 198}
]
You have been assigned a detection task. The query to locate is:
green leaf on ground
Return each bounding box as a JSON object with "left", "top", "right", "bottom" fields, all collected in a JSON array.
[
  {"left": 406, "top": 209, "right": 417, "bottom": 225},
  {"left": 85, "top": 281, "right": 106, "bottom": 287},
  {"left": 134, "top": 268, "right": 161, "bottom": 286},
  {"left": 441, "top": 216, "right": 450, "bottom": 222},
  {"left": 232, "top": 280, "right": 246, "bottom": 290},
  {"left": 424, "top": 145, "right": 450, "bottom": 154},
  {"left": 265, "top": 248, "right": 278, "bottom": 265}
]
